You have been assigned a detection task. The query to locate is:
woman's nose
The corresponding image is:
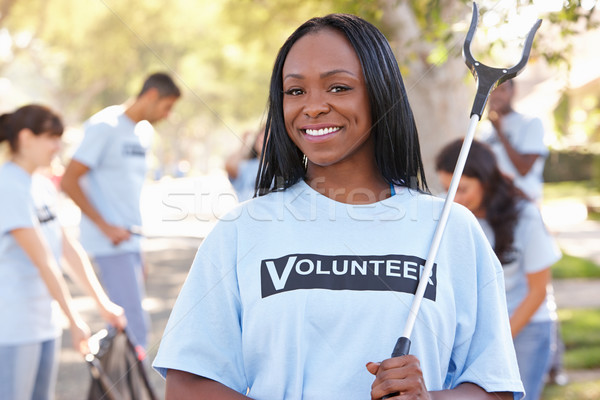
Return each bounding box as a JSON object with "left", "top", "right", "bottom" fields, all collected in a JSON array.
[{"left": 303, "top": 91, "right": 330, "bottom": 118}]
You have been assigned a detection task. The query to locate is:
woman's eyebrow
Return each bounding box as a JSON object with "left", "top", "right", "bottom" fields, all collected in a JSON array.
[
  {"left": 283, "top": 73, "right": 304, "bottom": 81},
  {"left": 320, "top": 69, "right": 355, "bottom": 78},
  {"left": 283, "top": 69, "right": 356, "bottom": 81}
]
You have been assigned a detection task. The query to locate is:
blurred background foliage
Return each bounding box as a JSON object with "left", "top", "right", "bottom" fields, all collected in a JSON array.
[{"left": 0, "top": 0, "right": 598, "bottom": 181}]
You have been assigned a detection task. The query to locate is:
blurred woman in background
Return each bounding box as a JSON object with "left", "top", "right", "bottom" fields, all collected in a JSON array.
[
  {"left": 436, "top": 138, "right": 561, "bottom": 400},
  {"left": 0, "top": 104, "right": 126, "bottom": 400}
]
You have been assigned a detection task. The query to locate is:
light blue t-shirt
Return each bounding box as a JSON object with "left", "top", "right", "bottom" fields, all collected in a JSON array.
[
  {"left": 478, "top": 201, "right": 561, "bottom": 322},
  {"left": 73, "top": 105, "right": 152, "bottom": 256},
  {"left": 478, "top": 111, "right": 548, "bottom": 202},
  {"left": 0, "top": 162, "right": 63, "bottom": 345},
  {"left": 230, "top": 157, "right": 260, "bottom": 202},
  {"left": 154, "top": 181, "right": 524, "bottom": 399}
]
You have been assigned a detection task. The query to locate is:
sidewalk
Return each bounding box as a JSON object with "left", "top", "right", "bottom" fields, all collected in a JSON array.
[
  {"left": 542, "top": 200, "right": 600, "bottom": 266},
  {"left": 542, "top": 201, "right": 600, "bottom": 384},
  {"left": 542, "top": 201, "right": 600, "bottom": 309}
]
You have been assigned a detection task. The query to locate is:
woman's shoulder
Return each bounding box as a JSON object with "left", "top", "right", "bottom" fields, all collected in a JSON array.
[
  {"left": 0, "top": 164, "right": 33, "bottom": 212},
  {"left": 0, "top": 162, "right": 30, "bottom": 190}
]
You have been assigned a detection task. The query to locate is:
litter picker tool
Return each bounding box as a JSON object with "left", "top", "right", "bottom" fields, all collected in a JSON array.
[{"left": 382, "top": 2, "right": 541, "bottom": 398}]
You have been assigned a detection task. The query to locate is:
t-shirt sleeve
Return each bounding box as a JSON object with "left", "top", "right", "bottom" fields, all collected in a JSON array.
[
  {"left": 515, "top": 117, "right": 548, "bottom": 156},
  {"left": 72, "top": 123, "right": 111, "bottom": 168},
  {"left": 152, "top": 219, "right": 248, "bottom": 393},
  {"left": 449, "top": 218, "right": 525, "bottom": 399},
  {"left": 520, "top": 203, "right": 562, "bottom": 273},
  {"left": 0, "top": 183, "right": 36, "bottom": 235}
]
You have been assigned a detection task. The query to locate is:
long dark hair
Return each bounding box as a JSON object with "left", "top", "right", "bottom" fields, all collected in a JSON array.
[
  {"left": 0, "top": 104, "right": 64, "bottom": 153},
  {"left": 435, "top": 139, "right": 527, "bottom": 264},
  {"left": 256, "top": 13, "right": 428, "bottom": 195}
]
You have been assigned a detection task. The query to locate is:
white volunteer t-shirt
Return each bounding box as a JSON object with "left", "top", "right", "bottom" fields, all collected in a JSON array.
[{"left": 154, "top": 181, "right": 524, "bottom": 399}]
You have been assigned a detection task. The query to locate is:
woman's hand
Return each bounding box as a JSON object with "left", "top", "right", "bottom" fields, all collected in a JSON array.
[
  {"left": 99, "top": 301, "right": 127, "bottom": 331},
  {"left": 367, "top": 355, "right": 431, "bottom": 400},
  {"left": 70, "top": 317, "right": 92, "bottom": 354}
]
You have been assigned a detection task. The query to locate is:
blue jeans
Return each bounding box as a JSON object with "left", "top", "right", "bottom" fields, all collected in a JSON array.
[
  {"left": 95, "top": 251, "right": 149, "bottom": 348},
  {"left": 513, "top": 320, "right": 554, "bottom": 400},
  {"left": 0, "top": 338, "right": 61, "bottom": 400}
]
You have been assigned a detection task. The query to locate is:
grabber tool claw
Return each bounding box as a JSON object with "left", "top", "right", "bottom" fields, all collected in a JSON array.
[
  {"left": 463, "top": 2, "right": 542, "bottom": 118},
  {"left": 382, "top": 3, "right": 541, "bottom": 398}
]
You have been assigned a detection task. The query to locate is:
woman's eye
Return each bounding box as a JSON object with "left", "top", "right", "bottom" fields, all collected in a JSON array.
[
  {"left": 330, "top": 85, "right": 351, "bottom": 93},
  {"left": 284, "top": 88, "right": 304, "bottom": 96}
]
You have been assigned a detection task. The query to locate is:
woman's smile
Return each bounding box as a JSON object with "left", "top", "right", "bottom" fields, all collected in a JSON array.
[{"left": 302, "top": 125, "right": 342, "bottom": 141}]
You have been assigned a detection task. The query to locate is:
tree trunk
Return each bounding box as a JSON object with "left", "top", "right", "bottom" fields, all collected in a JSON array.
[
  {"left": 0, "top": 0, "right": 18, "bottom": 26},
  {"left": 382, "top": 0, "right": 473, "bottom": 192}
]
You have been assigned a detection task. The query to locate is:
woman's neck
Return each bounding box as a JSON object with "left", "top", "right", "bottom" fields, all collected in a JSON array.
[
  {"left": 10, "top": 155, "right": 35, "bottom": 175},
  {"left": 305, "top": 164, "right": 391, "bottom": 204},
  {"left": 474, "top": 208, "right": 487, "bottom": 218}
]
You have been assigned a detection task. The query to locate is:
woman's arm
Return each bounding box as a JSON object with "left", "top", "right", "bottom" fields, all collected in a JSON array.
[
  {"left": 430, "top": 383, "right": 512, "bottom": 400},
  {"left": 367, "top": 357, "right": 513, "bottom": 400},
  {"left": 61, "top": 228, "right": 126, "bottom": 330},
  {"left": 166, "top": 369, "right": 251, "bottom": 400},
  {"left": 509, "top": 267, "right": 551, "bottom": 337},
  {"left": 11, "top": 227, "right": 91, "bottom": 353}
]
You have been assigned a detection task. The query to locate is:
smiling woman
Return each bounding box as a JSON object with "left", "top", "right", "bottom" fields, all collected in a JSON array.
[{"left": 153, "top": 14, "right": 522, "bottom": 400}]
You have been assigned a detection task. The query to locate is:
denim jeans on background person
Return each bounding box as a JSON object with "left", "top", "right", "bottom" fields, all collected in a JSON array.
[
  {"left": 0, "top": 338, "right": 61, "bottom": 400},
  {"left": 513, "top": 320, "right": 554, "bottom": 400},
  {"left": 94, "top": 251, "right": 149, "bottom": 349}
]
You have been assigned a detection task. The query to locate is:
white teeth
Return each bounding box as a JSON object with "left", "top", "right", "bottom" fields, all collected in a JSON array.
[{"left": 305, "top": 127, "right": 340, "bottom": 136}]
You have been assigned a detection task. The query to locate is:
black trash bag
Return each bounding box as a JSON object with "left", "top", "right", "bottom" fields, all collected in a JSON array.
[{"left": 86, "top": 329, "right": 157, "bottom": 400}]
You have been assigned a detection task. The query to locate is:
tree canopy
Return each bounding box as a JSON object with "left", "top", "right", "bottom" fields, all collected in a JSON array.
[{"left": 0, "top": 0, "right": 597, "bottom": 175}]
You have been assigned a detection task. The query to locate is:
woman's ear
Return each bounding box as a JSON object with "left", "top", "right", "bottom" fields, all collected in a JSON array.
[{"left": 17, "top": 128, "right": 35, "bottom": 148}]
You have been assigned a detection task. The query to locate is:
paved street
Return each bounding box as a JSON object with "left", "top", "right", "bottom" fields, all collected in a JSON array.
[{"left": 56, "top": 237, "right": 201, "bottom": 399}]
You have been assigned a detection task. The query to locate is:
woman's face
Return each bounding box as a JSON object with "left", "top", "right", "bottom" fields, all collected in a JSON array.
[
  {"left": 437, "top": 171, "right": 486, "bottom": 217},
  {"left": 21, "top": 130, "right": 62, "bottom": 168},
  {"left": 282, "top": 28, "right": 373, "bottom": 170}
]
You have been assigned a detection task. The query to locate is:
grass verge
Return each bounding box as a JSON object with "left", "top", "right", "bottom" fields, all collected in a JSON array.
[
  {"left": 543, "top": 380, "right": 600, "bottom": 400},
  {"left": 542, "top": 308, "right": 600, "bottom": 399},
  {"left": 558, "top": 308, "right": 600, "bottom": 370},
  {"left": 552, "top": 253, "right": 600, "bottom": 279}
]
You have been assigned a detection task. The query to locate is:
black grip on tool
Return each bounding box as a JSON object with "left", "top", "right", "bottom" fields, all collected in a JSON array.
[
  {"left": 391, "top": 336, "right": 411, "bottom": 358},
  {"left": 380, "top": 337, "right": 412, "bottom": 399}
]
